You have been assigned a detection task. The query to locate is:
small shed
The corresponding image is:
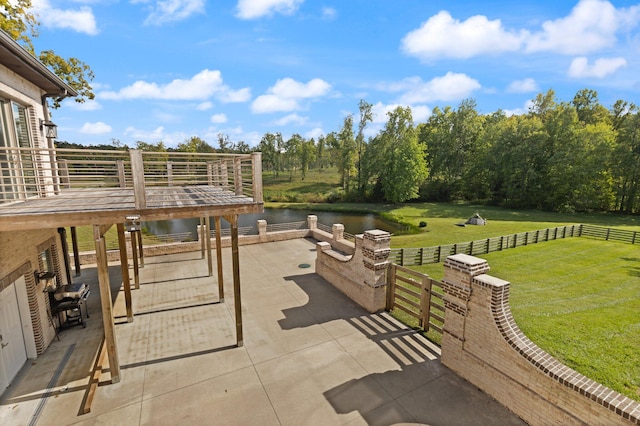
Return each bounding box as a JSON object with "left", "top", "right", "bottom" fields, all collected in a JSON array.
[{"left": 465, "top": 213, "right": 487, "bottom": 226}]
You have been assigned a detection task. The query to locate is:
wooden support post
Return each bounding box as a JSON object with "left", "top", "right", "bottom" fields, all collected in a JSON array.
[
  {"left": 117, "top": 224, "right": 133, "bottom": 323},
  {"left": 130, "top": 149, "right": 147, "bottom": 209},
  {"left": 199, "top": 217, "right": 205, "bottom": 259},
  {"left": 214, "top": 216, "right": 224, "bottom": 302},
  {"left": 205, "top": 216, "right": 213, "bottom": 277},
  {"left": 137, "top": 230, "right": 144, "bottom": 268},
  {"left": 251, "top": 152, "right": 263, "bottom": 203},
  {"left": 71, "top": 226, "right": 81, "bottom": 276},
  {"left": 227, "top": 215, "right": 243, "bottom": 347},
  {"left": 131, "top": 231, "right": 140, "bottom": 289},
  {"left": 94, "top": 228, "right": 120, "bottom": 383}
]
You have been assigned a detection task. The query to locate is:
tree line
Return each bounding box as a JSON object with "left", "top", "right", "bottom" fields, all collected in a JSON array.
[{"left": 258, "top": 89, "right": 640, "bottom": 214}]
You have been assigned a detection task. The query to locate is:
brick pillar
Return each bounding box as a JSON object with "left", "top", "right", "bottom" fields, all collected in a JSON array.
[
  {"left": 332, "top": 224, "right": 344, "bottom": 242},
  {"left": 257, "top": 219, "right": 267, "bottom": 242},
  {"left": 441, "top": 253, "right": 490, "bottom": 362},
  {"left": 362, "top": 229, "right": 391, "bottom": 290},
  {"left": 307, "top": 215, "right": 317, "bottom": 230}
]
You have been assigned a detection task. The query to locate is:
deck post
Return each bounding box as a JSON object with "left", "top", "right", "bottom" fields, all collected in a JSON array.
[
  {"left": 199, "top": 217, "right": 205, "bottom": 259},
  {"left": 137, "top": 230, "right": 144, "bottom": 268},
  {"left": 227, "top": 214, "right": 243, "bottom": 347},
  {"left": 206, "top": 216, "right": 213, "bottom": 277},
  {"left": 251, "top": 152, "right": 263, "bottom": 203},
  {"left": 130, "top": 231, "right": 140, "bottom": 289},
  {"left": 130, "top": 149, "right": 146, "bottom": 209},
  {"left": 94, "top": 226, "right": 120, "bottom": 383},
  {"left": 70, "top": 226, "right": 81, "bottom": 276},
  {"left": 117, "top": 224, "right": 133, "bottom": 323},
  {"left": 214, "top": 216, "right": 224, "bottom": 302}
]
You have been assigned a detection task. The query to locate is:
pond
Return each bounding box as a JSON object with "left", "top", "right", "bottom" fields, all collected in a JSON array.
[{"left": 142, "top": 208, "right": 403, "bottom": 239}]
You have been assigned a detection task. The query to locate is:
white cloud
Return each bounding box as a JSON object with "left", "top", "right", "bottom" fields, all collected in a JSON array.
[
  {"left": 568, "top": 56, "right": 627, "bottom": 78},
  {"left": 68, "top": 99, "right": 102, "bottom": 111},
  {"left": 196, "top": 101, "right": 213, "bottom": 111},
  {"left": 99, "top": 69, "right": 251, "bottom": 102},
  {"left": 31, "top": 0, "right": 98, "bottom": 35},
  {"left": 507, "top": 78, "right": 538, "bottom": 93},
  {"left": 210, "top": 113, "right": 228, "bottom": 124},
  {"left": 525, "top": 0, "right": 621, "bottom": 55},
  {"left": 305, "top": 127, "right": 324, "bottom": 140},
  {"left": 80, "top": 121, "right": 111, "bottom": 134},
  {"left": 274, "top": 113, "right": 308, "bottom": 126},
  {"left": 251, "top": 77, "right": 332, "bottom": 113},
  {"left": 321, "top": 7, "right": 337, "bottom": 20},
  {"left": 380, "top": 73, "right": 481, "bottom": 104},
  {"left": 411, "top": 105, "right": 432, "bottom": 123},
  {"left": 236, "top": 0, "right": 304, "bottom": 19},
  {"left": 142, "top": 0, "right": 206, "bottom": 25},
  {"left": 401, "top": 10, "right": 525, "bottom": 60},
  {"left": 124, "top": 126, "right": 166, "bottom": 141},
  {"left": 402, "top": 0, "right": 640, "bottom": 61}
]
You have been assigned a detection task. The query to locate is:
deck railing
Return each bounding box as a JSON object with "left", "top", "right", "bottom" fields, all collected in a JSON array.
[{"left": 0, "top": 147, "right": 263, "bottom": 207}]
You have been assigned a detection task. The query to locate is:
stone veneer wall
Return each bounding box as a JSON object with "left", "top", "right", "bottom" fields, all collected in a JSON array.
[{"left": 440, "top": 253, "right": 640, "bottom": 426}]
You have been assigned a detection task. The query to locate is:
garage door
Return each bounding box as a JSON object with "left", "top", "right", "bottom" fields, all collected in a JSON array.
[{"left": 0, "top": 280, "right": 27, "bottom": 392}]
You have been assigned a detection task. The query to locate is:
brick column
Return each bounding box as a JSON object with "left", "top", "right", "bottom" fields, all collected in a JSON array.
[
  {"left": 307, "top": 215, "right": 317, "bottom": 230},
  {"left": 257, "top": 219, "right": 267, "bottom": 242},
  {"left": 332, "top": 224, "right": 344, "bottom": 242},
  {"left": 362, "top": 229, "right": 391, "bottom": 289},
  {"left": 441, "top": 254, "right": 490, "bottom": 356}
]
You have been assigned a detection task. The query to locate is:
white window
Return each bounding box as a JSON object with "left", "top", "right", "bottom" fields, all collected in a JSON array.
[{"left": 0, "top": 99, "right": 38, "bottom": 202}]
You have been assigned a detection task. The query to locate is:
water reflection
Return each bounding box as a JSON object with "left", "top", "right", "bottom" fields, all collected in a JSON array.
[{"left": 143, "top": 209, "right": 401, "bottom": 238}]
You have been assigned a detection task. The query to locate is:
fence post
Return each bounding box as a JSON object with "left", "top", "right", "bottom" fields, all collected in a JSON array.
[
  {"left": 251, "top": 152, "right": 263, "bottom": 203},
  {"left": 167, "top": 161, "right": 173, "bottom": 186},
  {"left": 420, "top": 275, "right": 431, "bottom": 332},
  {"left": 419, "top": 247, "right": 424, "bottom": 265},
  {"left": 437, "top": 246, "right": 442, "bottom": 263},
  {"left": 499, "top": 236, "right": 504, "bottom": 251},
  {"left": 385, "top": 264, "right": 396, "bottom": 311},
  {"left": 400, "top": 248, "right": 404, "bottom": 266},
  {"left": 606, "top": 228, "right": 610, "bottom": 241},
  {"left": 486, "top": 238, "right": 490, "bottom": 254},
  {"left": 469, "top": 241, "right": 474, "bottom": 255}
]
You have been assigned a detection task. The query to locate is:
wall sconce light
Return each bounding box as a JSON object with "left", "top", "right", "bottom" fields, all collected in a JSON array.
[
  {"left": 40, "top": 119, "right": 58, "bottom": 139},
  {"left": 125, "top": 215, "right": 141, "bottom": 232},
  {"left": 36, "top": 271, "right": 58, "bottom": 293}
]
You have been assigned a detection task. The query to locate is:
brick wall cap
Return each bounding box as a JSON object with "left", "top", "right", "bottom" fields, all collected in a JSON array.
[
  {"left": 446, "top": 253, "right": 488, "bottom": 266},
  {"left": 364, "top": 229, "right": 390, "bottom": 238},
  {"left": 474, "top": 274, "right": 509, "bottom": 288}
]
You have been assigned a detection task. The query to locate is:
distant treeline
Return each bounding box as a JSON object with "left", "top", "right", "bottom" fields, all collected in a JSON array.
[{"left": 58, "top": 88, "right": 640, "bottom": 214}]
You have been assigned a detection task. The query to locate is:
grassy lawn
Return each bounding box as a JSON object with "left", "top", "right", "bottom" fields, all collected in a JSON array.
[{"left": 412, "top": 238, "right": 640, "bottom": 401}]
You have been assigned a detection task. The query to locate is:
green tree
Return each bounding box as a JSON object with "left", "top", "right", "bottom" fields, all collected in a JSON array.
[
  {"left": 355, "top": 99, "right": 373, "bottom": 197},
  {"left": 298, "top": 138, "right": 316, "bottom": 180},
  {"left": 177, "top": 136, "right": 214, "bottom": 153},
  {"left": 335, "top": 115, "right": 356, "bottom": 191},
  {"left": 366, "top": 106, "right": 427, "bottom": 203},
  {"left": 1, "top": 0, "right": 95, "bottom": 107}
]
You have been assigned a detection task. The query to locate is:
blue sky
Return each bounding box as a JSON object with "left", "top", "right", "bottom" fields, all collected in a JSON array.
[{"left": 30, "top": 0, "right": 640, "bottom": 148}]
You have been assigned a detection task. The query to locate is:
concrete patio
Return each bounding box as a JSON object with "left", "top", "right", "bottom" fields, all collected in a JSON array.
[{"left": 0, "top": 238, "right": 525, "bottom": 425}]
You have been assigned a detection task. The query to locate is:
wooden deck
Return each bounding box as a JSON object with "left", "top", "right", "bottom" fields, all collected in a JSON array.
[{"left": 0, "top": 186, "right": 263, "bottom": 231}]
